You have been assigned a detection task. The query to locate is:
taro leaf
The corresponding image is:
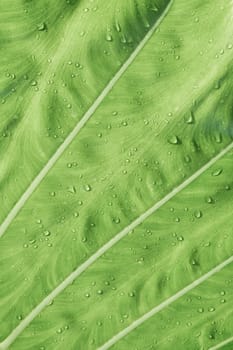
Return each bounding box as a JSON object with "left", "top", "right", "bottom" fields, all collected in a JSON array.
[{"left": 0, "top": 0, "right": 233, "bottom": 349}]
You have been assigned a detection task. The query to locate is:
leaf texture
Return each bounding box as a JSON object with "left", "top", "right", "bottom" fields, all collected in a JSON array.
[{"left": 0, "top": 0, "right": 233, "bottom": 349}]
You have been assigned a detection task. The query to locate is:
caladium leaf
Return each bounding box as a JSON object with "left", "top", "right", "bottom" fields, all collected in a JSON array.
[{"left": 0, "top": 0, "right": 233, "bottom": 349}]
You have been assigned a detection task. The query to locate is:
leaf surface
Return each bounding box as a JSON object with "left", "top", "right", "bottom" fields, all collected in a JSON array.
[{"left": 0, "top": 0, "right": 233, "bottom": 349}]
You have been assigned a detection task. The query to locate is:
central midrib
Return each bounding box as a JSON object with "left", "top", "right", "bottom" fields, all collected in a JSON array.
[
  {"left": 0, "top": 141, "right": 232, "bottom": 350},
  {"left": 0, "top": 0, "right": 173, "bottom": 239}
]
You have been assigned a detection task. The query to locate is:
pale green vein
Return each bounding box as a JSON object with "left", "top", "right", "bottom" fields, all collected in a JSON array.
[
  {"left": 0, "top": 142, "right": 232, "bottom": 350},
  {"left": 209, "top": 336, "right": 233, "bottom": 350},
  {"left": 0, "top": 0, "right": 173, "bottom": 239},
  {"left": 98, "top": 256, "right": 233, "bottom": 350}
]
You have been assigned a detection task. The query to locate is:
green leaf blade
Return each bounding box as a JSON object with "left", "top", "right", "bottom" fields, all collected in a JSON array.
[{"left": 0, "top": 0, "right": 233, "bottom": 349}]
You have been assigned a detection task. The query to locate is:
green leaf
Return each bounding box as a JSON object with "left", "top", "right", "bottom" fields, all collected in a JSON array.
[{"left": 0, "top": 0, "right": 233, "bottom": 349}]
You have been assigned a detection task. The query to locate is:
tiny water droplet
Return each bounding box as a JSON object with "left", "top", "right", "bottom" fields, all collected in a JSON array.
[
  {"left": 168, "top": 135, "right": 180, "bottom": 145},
  {"left": 206, "top": 196, "right": 214, "bottom": 204},
  {"left": 67, "top": 186, "right": 76, "bottom": 194},
  {"left": 212, "top": 168, "right": 222, "bottom": 176},
  {"left": 106, "top": 34, "right": 113, "bottom": 42},
  {"left": 208, "top": 307, "right": 215, "bottom": 312},
  {"left": 184, "top": 112, "right": 195, "bottom": 124},
  {"left": 184, "top": 155, "right": 191, "bottom": 163},
  {"left": 214, "top": 134, "right": 222, "bottom": 143},
  {"left": 194, "top": 210, "right": 202, "bottom": 219},
  {"left": 84, "top": 184, "right": 91, "bottom": 192},
  {"left": 115, "top": 22, "right": 121, "bottom": 32},
  {"left": 37, "top": 23, "right": 47, "bottom": 31}
]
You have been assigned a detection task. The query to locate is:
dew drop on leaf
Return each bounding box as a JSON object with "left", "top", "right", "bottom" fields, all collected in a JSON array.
[
  {"left": 206, "top": 196, "right": 214, "bottom": 204},
  {"left": 168, "top": 135, "right": 180, "bottom": 145},
  {"left": 37, "top": 22, "right": 47, "bottom": 31},
  {"left": 194, "top": 210, "right": 202, "bottom": 218},
  {"left": 208, "top": 307, "right": 215, "bottom": 312},
  {"left": 212, "top": 168, "right": 222, "bottom": 176},
  {"left": 106, "top": 34, "right": 113, "bottom": 42},
  {"left": 67, "top": 186, "right": 76, "bottom": 194},
  {"left": 84, "top": 184, "right": 91, "bottom": 192},
  {"left": 115, "top": 22, "right": 121, "bottom": 32},
  {"left": 185, "top": 111, "right": 195, "bottom": 124}
]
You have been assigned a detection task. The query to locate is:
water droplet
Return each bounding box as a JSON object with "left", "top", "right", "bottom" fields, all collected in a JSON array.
[
  {"left": 214, "top": 134, "right": 222, "bottom": 143},
  {"left": 184, "top": 112, "right": 195, "bottom": 124},
  {"left": 97, "top": 289, "right": 103, "bottom": 295},
  {"left": 168, "top": 135, "right": 180, "bottom": 145},
  {"left": 106, "top": 34, "right": 113, "bottom": 42},
  {"left": 191, "top": 259, "right": 198, "bottom": 266},
  {"left": 198, "top": 307, "right": 204, "bottom": 313},
  {"left": 85, "top": 293, "right": 90, "bottom": 298},
  {"left": 67, "top": 186, "right": 76, "bottom": 194},
  {"left": 44, "top": 230, "right": 51, "bottom": 237},
  {"left": 206, "top": 196, "right": 214, "bottom": 204},
  {"left": 184, "top": 155, "right": 191, "bottom": 163},
  {"left": 194, "top": 210, "right": 202, "bottom": 219},
  {"left": 212, "top": 168, "right": 222, "bottom": 176},
  {"left": 129, "top": 292, "right": 135, "bottom": 297},
  {"left": 50, "top": 192, "right": 56, "bottom": 197},
  {"left": 208, "top": 307, "right": 215, "bottom": 312},
  {"left": 114, "top": 218, "right": 120, "bottom": 224},
  {"left": 115, "top": 22, "right": 121, "bottom": 32},
  {"left": 84, "top": 184, "right": 91, "bottom": 192},
  {"left": 37, "top": 23, "right": 47, "bottom": 31}
]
